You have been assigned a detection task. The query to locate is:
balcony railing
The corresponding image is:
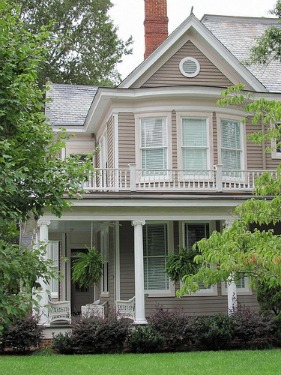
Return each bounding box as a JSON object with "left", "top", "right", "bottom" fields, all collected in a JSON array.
[{"left": 82, "top": 164, "right": 277, "bottom": 193}]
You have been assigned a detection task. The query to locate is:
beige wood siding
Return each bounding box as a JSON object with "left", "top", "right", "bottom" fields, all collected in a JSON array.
[
  {"left": 118, "top": 112, "right": 136, "bottom": 168},
  {"left": 96, "top": 146, "right": 100, "bottom": 168},
  {"left": 65, "top": 133, "right": 95, "bottom": 157},
  {"left": 119, "top": 221, "right": 135, "bottom": 299},
  {"left": 141, "top": 41, "right": 234, "bottom": 88},
  {"left": 144, "top": 291, "right": 259, "bottom": 317},
  {"left": 107, "top": 116, "right": 114, "bottom": 169},
  {"left": 245, "top": 117, "right": 264, "bottom": 169},
  {"left": 106, "top": 225, "right": 115, "bottom": 307}
]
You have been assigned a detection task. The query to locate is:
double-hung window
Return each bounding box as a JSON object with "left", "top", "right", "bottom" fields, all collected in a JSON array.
[
  {"left": 140, "top": 117, "right": 168, "bottom": 177},
  {"left": 221, "top": 119, "right": 243, "bottom": 177},
  {"left": 181, "top": 117, "right": 209, "bottom": 175},
  {"left": 143, "top": 223, "right": 171, "bottom": 294}
]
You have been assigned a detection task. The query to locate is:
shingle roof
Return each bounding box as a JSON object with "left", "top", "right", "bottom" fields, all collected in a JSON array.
[
  {"left": 202, "top": 15, "right": 281, "bottom": 92},
  {"left": 45, "top": 83, "right": 97, "bottom": 126}
]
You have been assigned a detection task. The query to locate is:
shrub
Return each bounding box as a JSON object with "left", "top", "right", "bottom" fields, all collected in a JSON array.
[
  {"left": 126, "top": 325, "right": 165, "bottom": 353},
  {"left": 257, "top": 282, "right": 281, "bottom": 317},
  {"left": 71, "top": 313, "right": 132, "bottom": 354},
  {"left": 149, "top": 307, "right": 193, "bottom": 351},
  {"left": 271, "top": 315, "right": 281, "bottom": 346},
  {"left": 0, "top": 315, "right": 42, "bottom": 353},
  {"left": 193, "top": 314, "right": 234, "bottom": 351},
  {"left": 231, "top": 305, "right": 274, "bottom": 347},
  {"left": 52, "top": 332, "right": 74, "bottom": 354}
]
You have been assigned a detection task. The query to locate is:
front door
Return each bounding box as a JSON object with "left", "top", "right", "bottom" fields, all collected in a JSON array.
[{"left": 71, "top": 249, "right": 95, "bottom": 314}]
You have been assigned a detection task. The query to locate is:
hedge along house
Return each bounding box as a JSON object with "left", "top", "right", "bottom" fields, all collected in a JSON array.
[{"left": 30, "top": 0, "right": 281, "bottom": 328}]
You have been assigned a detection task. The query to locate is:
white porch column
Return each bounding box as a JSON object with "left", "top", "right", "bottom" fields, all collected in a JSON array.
[
  {"left": 37, "top": 220, "right": 51, "bottom": 325},
  {"left": 132, "top": 220, "right": 147, "bottom": 324},
  {"left": 225, "top": 217, "right": 237, "bottom": 314}
]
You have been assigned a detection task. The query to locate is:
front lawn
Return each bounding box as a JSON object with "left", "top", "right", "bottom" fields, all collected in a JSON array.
[{"left": 0, "top": 350, "right": 280, "bottom": 375}]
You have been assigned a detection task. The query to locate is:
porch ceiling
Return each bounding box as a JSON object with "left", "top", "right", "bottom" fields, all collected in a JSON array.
[{"left": 48, "top": 220, "right": 111, "bottom": 233}]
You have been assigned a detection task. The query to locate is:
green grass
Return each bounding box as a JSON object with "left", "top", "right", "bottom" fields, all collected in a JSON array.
[{"left": 0, "top": 350, "right": 281, "bottom": 375}]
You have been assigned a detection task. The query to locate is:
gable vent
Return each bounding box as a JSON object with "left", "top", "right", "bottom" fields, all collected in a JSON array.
[{"left": 179, "top": 57, "right": 200, "bottom": 78}]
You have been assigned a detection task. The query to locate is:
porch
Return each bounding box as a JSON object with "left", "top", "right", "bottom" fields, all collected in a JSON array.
[
  {"left": 83, "top": 165, "right": 276, "bottom": 193},
  {"left": 36, "top": 208, "right": 260, "bottom": 328}
]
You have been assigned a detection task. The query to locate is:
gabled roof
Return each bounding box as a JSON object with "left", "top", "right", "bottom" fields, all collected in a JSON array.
[
  {"left": 119, "top": 13, "right": 277, "bottom": 92},
  {"left": 45, "top": 83, "right": 97, "bottom": 127},
  {"left": 202, "top": 15, "right": 281, "bottom": 93}
]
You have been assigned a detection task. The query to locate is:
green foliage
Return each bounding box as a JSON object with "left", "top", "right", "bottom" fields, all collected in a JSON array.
[
  {"left": 52, "top": 306, "right": 278, "bottom": 354},
  {"left": 230, "top": 305, "right": 274, "bottom": 347},
  {"left": 53, "top": 313, "right": 132, "bottom": 354},
  {"left": 257, "top": 282, "right": 281, "bottom": 316},
  {"left": 15, "top": 0, "right": 133, "bottom": 86},
  {"left": 126, "top": 326, "right": 165, "bottom": 353},
  {"left": 149, "top": 307, "right": 193, "bottom": 351},
  {"left": 72, "top": 246, "right": 103, "bottom": 287},
  {"left": 248, "top": 0, "right": 281, "bottom": 65},
  {"left": 0, "top": 315, "right": 43, "bottom": 353},
  {"left": 0, "top": 0, "right": 94, "bottom": 232},
  {"left": 193, "top": 314, "right": 234, "bottom": 351},
  {"left": 52, "top": 332, "right": 74, "bottom": 355},
  {"left": 0, "top": 241, "right": 55, "bottom": 331},
  {"left": 166, "top": 247, "right": 198, "bottom": 283},
  {"left": 0, "top": 0, "right": 93, "bottom": 330}
]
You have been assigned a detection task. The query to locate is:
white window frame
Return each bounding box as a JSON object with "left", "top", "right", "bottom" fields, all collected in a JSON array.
[
  {"left": 181, "top": 221, "right": 218, "bottom": 296},
  {"left": 221, "top": 276, "right": 252, "bottom": 295},
  {"left": 135, "top": 113, "right": 172, "bottom": 181},
  {"left": 143, "top": 221, "right": 175, "bottom": 297},
  {"left": 49, "top": 240, "right": 60, "bottom": 299},
  {"left": 177, "top": 112, "right": 213, "bottom": 179},
  {"left": 217, "top": 115, "right": 246, "bottom": 178}
]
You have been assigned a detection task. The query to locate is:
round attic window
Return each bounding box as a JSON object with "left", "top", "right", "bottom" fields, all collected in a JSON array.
[{"left": 179, "top": 57, "right": 200, "bottom": 78}]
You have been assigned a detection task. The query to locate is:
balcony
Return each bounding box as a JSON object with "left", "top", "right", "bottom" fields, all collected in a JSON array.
[{"left": 82, "top": 164, "right": 276, "bottom": 193}]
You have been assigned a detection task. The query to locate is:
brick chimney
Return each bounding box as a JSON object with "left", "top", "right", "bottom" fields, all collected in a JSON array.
[{"left": 144, "top": 0, "right": 169, "bottom": 59}]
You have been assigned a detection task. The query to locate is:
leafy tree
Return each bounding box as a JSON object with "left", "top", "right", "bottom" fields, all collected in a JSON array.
[
  {"left": 0, "top": 0, "right": 93, "bottom": 330},
  {"left": 250, "top": 0, "right": 281, "bottom": 65},
  {"left": 257, "top": 282, "right": 281, "bottom": 316},
  {"left": 179, "top": 85, "right": 281, "bottom": 296},
  {"left": 16, "top": 0, "right": 133, "bottom": 86}
]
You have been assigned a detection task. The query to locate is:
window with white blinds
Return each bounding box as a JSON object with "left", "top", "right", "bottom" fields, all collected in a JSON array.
[
  {"left": 181, "top": 118, "right": 209, "bottom": 174},
  {"left": 141, "top": 117, "right": 167, "bottom": 176},
  {"left": 221, "top": 119, "right": 242, "bottom": 176},
  {"left": 143, "top": 223, "right": 170, "bottom": 292}
]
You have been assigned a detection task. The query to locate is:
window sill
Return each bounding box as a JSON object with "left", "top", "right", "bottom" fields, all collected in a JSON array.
[{"left": 101, "top": 292, "right": 109, "bottom": 298}]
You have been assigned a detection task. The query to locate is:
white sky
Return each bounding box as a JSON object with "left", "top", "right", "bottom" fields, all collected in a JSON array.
[{"left": 109, "top": 0, "right": 278, "bottom": 79}]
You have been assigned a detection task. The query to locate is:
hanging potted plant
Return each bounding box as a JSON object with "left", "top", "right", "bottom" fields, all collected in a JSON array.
[
  {"left": 72, "top": 246, "right": 103, "bottom": 287},
  {"left": 166, "top": 247, "right": 199, "bottom": 283}
]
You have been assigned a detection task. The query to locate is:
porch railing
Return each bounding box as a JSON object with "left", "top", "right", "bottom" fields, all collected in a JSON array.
[{"left": 82, "top": 164, "right": 277, "bottom": 193}]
